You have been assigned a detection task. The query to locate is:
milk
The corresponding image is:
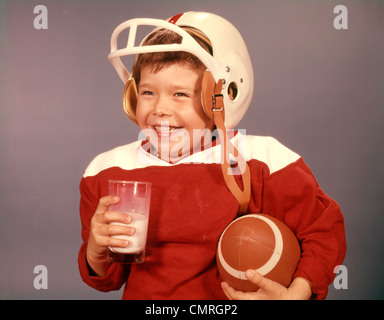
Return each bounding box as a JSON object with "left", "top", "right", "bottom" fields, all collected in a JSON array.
[{"left": 109, "top": 212, "right": 149, "bottom": 254}]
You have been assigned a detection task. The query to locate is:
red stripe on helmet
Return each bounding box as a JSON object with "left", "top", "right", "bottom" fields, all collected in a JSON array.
[{"left": 168, "top": 12, "right": 184, "bottom": 24}]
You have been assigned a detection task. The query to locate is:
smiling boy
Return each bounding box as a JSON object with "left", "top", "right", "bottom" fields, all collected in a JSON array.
[
  {"left": 136, "top": 62, "right": 214, "bottom": 161},
  {"left": 78, "top": 12, "right": 346, "bottom": 300}
]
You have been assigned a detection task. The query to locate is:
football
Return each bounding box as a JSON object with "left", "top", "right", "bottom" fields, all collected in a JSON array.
[{"left": 216, "top": 214, "right": 301, "bottom": 292}]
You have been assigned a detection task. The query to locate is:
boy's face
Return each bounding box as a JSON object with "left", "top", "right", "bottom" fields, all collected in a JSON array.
[{"left": 136, "top": 62, "right": 215, "bottom": 161}]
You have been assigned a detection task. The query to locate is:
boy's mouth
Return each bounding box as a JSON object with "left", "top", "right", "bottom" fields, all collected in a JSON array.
[
  {"left": 152, "top": 123, "right": 182, "bottom": 137},
  {"left": 154, "top": 125, "right": 179, "bottom": 133}
]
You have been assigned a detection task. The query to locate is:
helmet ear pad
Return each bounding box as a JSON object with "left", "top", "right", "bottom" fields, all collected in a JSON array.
[
  {"left": 122, "top": 78, "right": 139, "bottom": 125},
  {"left": 201, "top": 71, "right": 225, "bottom": 122},
  {"left": 121, "top": 71, "right": 224, "bottom": 126}
]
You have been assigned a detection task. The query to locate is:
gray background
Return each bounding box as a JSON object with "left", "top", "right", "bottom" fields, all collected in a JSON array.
[{"left": 1, "top": 0, "right": 383, "bottom": 299}]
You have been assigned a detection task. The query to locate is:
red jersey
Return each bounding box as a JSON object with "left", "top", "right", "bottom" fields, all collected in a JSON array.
[{"left": 78, "top": 133, "right": 346, "bottom": 299}]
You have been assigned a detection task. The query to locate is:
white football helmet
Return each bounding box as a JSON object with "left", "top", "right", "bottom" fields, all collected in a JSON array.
[{"left": 108, "top": 11, "right": 254, "bottom": 129}]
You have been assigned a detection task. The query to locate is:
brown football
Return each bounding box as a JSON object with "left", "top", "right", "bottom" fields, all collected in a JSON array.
[{"left": 217, "top": 214, "right": 301, "bottom": 292}]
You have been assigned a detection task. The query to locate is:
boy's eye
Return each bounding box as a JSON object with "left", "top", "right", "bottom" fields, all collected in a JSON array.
[
  {"left": 142, "top": 91, "right": 153, "bottom": 95},
  {"left": 175, "top": 92, "right": 188, "bottom": 97}
]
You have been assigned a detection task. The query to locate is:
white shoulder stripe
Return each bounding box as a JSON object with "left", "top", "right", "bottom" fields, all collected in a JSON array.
[
  {"left": 83, "top": 141, "right": 152, "bottom": 178},
  {"left": 244, "top": 135, "right": 301, "bottom": 174},
  {"left": 83, "top": 134, "right": 301, "bottom": 178}
]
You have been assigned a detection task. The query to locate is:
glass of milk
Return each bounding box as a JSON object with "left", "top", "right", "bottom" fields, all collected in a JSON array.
[{"left": 107, "top": 180, "right": 152, "bottom": 264}]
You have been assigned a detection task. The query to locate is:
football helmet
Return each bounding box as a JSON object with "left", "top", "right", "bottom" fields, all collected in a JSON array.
[{"left": 108, "top": 12, "right": 254, "bottom": 129}]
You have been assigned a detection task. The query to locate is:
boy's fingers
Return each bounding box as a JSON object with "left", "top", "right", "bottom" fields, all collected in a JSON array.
[
  {"left": 103, "top": 211, "right": 131, "bottom": 224},
  {"left": 95, "top": 195, "right": 120, "bottom": 214},
  {"left": 107, "top": 238, "right": 130, "bottom": 248},
  {"left": 245, "top": 270, "right": 278, "bottom": 294},
  {"left": 221, "top": 281, "right": 262, "bottom": 300},
  {"left": 221, "top": 281, "right": 233, "bottom": 299},
  {"left": 107, "top": 224, "right": 136, "bottom": 236},
  {"left": 221, "top": 281, "right": 245, "bottom": 300},
  {"left": 91, "top": 233, "right": 129, "bottom": 249}
]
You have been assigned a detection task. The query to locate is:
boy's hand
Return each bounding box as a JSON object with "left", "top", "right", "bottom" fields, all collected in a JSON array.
[
  {"left": 221, "top": 270, "right": 312, "bottom": 300},
  {"left": 86, "top": 195, "right": 136, "bottom": 276}
]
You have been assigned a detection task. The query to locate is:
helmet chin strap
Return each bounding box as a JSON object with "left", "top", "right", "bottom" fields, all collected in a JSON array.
[
  {"left": 122, "top": 72, "right": 251, "bottom": 214},
  {"left": 201, "top": 71, "right": 250, "bottom": 214}
]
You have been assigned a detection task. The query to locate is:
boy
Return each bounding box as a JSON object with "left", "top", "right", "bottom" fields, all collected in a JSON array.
[{"left": 78, "top": 12, "right": 346, "bottom": 299}]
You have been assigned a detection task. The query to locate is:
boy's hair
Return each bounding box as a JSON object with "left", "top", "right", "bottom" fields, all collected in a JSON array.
[{"left": 131, "top": 27, "right": 213, "bottom": 84}]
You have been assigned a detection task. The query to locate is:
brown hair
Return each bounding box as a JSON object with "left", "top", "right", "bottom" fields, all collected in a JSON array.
[{"left": 131, "top": 27, "right": 212, "bottom": 84}]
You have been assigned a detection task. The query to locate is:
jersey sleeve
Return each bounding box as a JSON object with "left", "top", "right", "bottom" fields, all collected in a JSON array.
[
  {"left": 258, "top": 157, "right": 346, "bottom": 299},
  {"left": 77, "top": 176, "right": 130, "bottom": 292}
]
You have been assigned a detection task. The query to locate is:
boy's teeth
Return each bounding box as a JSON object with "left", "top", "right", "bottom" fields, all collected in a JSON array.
[{"left": 154, "top": 126, "right": 177, "bottom": 132}]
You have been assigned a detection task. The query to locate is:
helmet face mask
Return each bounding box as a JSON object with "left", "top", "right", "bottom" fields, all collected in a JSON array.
[{"left": 109, "top": 12, "right": 254, "bottom": 129}]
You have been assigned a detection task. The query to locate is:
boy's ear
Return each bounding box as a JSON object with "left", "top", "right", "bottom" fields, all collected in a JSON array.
[{"left": 122, "top": 78, "right": 139, "bottom": 125}]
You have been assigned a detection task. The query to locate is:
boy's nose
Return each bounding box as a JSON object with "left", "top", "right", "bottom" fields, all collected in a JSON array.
[{"left": 153, "top": 96, "right": 172, "bottom": 117}]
